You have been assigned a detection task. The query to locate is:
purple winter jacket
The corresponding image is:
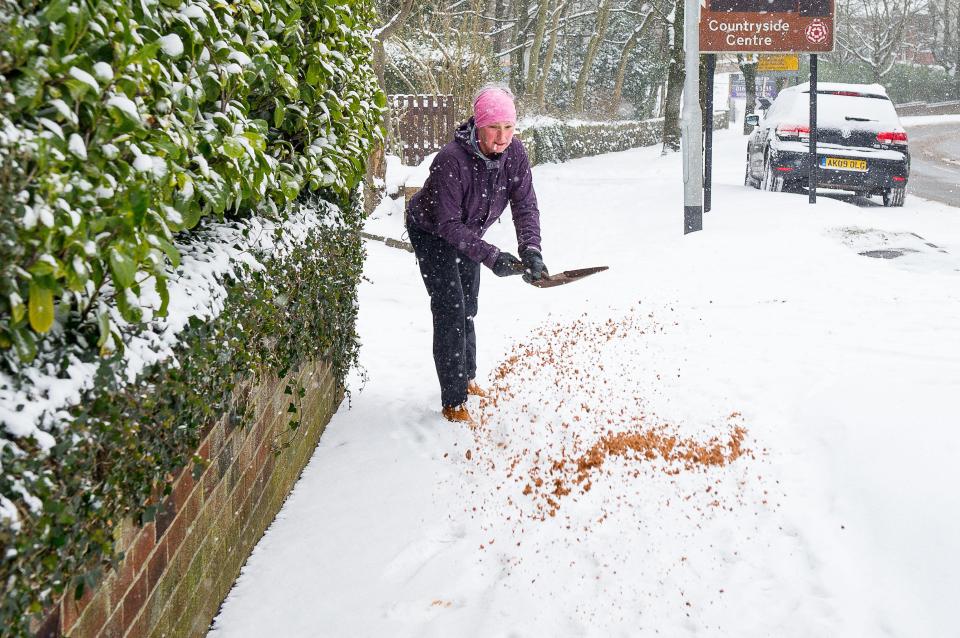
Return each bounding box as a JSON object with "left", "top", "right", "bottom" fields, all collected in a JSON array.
[{"left": 406, "top": 118, "right": 542, "bottom": 268}]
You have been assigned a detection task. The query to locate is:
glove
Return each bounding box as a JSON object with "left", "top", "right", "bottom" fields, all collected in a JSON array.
[
  {"left": 520, "top": 248, "right": 549, "bottom": 282},
  {"left": 492, "top": 251, "right": 524, "bottom": 277}
]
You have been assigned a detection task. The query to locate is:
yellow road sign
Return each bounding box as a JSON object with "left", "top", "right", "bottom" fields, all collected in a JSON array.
[{"left": 758, "top": 54, "right": 800, "bottom": 72}]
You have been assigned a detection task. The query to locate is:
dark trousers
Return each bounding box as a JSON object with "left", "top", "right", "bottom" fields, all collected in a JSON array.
[{"left": 407, "top": 224, "right": 481, "bottom": 408}]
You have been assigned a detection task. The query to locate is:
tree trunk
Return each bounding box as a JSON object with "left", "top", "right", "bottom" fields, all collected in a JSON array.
[
  {"left": 535, "top": 1, "right": 568, "bottom": 111},
  {"left": 367, "top": 3, "right": 410, "bottom": 214},
  {"left": 371, "top": 0, "right": 416, "bottom": 148},
  {"left": 489, "top": 0, "right": 505, "bottom": 54},
  {"left": 609, "top": 13, "right": 653, "bottom": 117},
  {"left": 510, "top": 0, "right": 531, "bottom": 98},
  {"left": 573, "top": 0, "right": 613, "bottom": 114},
  {"left": 661, "top": 0, "right": 684, "bottom": 152},
  {"left": 524, "top": 0, "right": 553, "bottom": 101},
  {"left": 365, "top": 39, "right": 389, "bottom": 214},
  {"left": 739, "top": 55, "right": 758, "bottom": 135}
]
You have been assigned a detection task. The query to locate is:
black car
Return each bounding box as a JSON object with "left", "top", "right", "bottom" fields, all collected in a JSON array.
[{"left": 745, "top": 82, "right": 910, "bottom": 206}]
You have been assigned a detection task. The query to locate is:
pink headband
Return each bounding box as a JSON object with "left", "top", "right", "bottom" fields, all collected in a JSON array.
[{"left": 473, "top": 88, "right": 516, "bottom": 129}]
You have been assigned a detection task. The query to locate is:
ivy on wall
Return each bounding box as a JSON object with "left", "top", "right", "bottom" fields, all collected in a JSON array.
[
  {"left": 0, "top": 0, "right": 384, "bottom": 633},
  {"left": 0, "top": 193, "right": 367, "bottom": 635}
]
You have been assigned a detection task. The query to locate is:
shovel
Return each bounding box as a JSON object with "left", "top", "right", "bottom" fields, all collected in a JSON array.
[{"left": 523, "top": 266, "right": 609, "bottom": 288}]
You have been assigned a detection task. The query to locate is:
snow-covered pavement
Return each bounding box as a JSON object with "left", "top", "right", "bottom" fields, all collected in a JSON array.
[{"left": 209, "top": 125, "right": 960, "bottom": 637}]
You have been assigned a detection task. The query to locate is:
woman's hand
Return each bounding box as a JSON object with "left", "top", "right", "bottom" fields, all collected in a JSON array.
[
  {"left": 520, "top": 249, "right": 548, "bottom": 282},
  {"left": 492, "top": 252, "right": 524, "bottom": 277}
]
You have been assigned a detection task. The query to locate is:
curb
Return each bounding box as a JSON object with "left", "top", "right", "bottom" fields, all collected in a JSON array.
[{"left": 360, "top": 231, "right": 414, "bottom": 253}]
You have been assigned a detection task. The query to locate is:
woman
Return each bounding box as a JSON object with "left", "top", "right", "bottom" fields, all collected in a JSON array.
[{"left": 405, "top": 84, "right": 548, "bottom": 424}]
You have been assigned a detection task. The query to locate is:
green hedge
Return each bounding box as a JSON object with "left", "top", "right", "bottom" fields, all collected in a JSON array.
[
  {"left": 803, "top": 59, "right": 960, "bottom": 104},
  {"left": 0, "top": 0, "right": 383, "bottom": 633},
  {"left": 0, "top": 193, "right": 367, "bottom": 635},
  {"left": 520, "top": 112, "right": 730, "bottom": 166},
  {"left": 0, "top": 0, "right": 384, "bottom": 361},
  {"left": 520, "top": 119, "right": 661, "bottom": 166}
]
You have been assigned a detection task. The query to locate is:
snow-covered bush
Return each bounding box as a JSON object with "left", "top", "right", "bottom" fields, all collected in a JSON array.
[
  {"left": 0, "top": 193, "right": 368, "bottom": 635},
  {"left": 520, "top": 117, "right": 663, "bottom": 165},
  {"left": 0, "top": 0, "right": 383, "bottom": 633},
  {"left": 520, "top": 111, "right": 730, "bottom": 166},
  {"left": 0, "top": 0, "right": 385, "bottom": 359},
  {"left": 812, "top": 59, "right": 960, "bottom": 104}
]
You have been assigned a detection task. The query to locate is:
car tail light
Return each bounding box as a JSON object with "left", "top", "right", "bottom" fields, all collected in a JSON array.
[
  {"left": 776, "top": 124, "right": 810, "bottom": 141},
  {"left": 892, "top": 176, "right": 906, "bottom": 182},
  {"left": 877, "top": 131, "right": 908, "bottom": 145},
  {"left": 775, "top": 167, "right": 794, "bottom": 172}
]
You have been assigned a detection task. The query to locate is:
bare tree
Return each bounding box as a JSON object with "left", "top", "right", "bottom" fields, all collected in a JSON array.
[
  {"left": 373, "top": 0, "right": 418, "bottom": 89},
  {"left": 533, "top": 0, "right": 570, "bottom": 111},
  {"left": 375, "top": 0, "right": 684, "bottom": 122},
  {"left": 660, "top": 0, "right": 684, "bottom": 151},
  {"left": 396, "top": 1, "right": 498, "bottom": 114},
  {"left": 509, "top": 0, "right": 532, "bottom": 97},
  {"left": 423, "top": 0, "right": 661, "bottom": 117},
  {"left": 366, "top": 0, "right": 417, "bottom": 211},
  {"left": 836, "top": 0, "right": 920, "bottom": 82},
  {"left": 928, "top": 0, "right": 960, "bottom": 95},
  {"left": 488, "top": 0, "right": 509, "bottom": 53},
  {"left": 524, "top": 0, "right": 555, "bottom": 99},
  {"left": 608, "top": 7, "right": 654, "bottom": 116},
  {"left": 572, "top": 0, "right": 614, "bottom": 113}
]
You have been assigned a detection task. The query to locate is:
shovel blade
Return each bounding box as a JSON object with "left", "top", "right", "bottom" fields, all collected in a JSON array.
[{"left": 530, "top": 266, "right": 609, "bottom": 288}]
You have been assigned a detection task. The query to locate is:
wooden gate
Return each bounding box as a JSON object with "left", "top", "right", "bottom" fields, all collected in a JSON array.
[{"left": 389, "top": 95, "right": 459, "bottom": 166}]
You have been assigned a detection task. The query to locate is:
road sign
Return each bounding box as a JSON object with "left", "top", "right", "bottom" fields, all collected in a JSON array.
[
  {"left": 729, "top": 75, "right": 779, "bottom": 98},
  {"left": 758, "top": 54, "right": 799, "bottom": 71},
  {"left": 699, "top": 0, "right": 835, "bottom": 53}
]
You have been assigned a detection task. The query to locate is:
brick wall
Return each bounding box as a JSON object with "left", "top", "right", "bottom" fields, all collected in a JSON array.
[{"left": 39, "top": 360, "right": 341, "bottom": 638}]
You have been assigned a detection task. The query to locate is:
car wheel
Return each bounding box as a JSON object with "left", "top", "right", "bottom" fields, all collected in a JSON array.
[
  {"left": 761, "top": 155, "right": 783, "bottom": 192},
  {"left": 781, "top": 179, "right": 802, "bottom": 194},
  {"left": 744, "top": 152, "right": 759, "bottom": 189},
  {"left": 883, "top": 186, "right": 906, "bottom": 207}
]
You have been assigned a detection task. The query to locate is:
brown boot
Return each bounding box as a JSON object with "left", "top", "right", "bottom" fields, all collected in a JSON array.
[
  {"left": 466, "top": 379, "right": 487, "bottom": 397},
  {"left": 442, "top": 403, "right": 474, "bottom": 424}
]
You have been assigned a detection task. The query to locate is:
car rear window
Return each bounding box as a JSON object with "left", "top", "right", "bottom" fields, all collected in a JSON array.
[{"left": 778, "top": 91, "right": 902, "bottom": 129}]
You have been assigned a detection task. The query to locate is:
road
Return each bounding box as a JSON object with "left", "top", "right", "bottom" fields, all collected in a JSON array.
[{"left": 905, "top": 122, "right": 960, "bottom": 207}]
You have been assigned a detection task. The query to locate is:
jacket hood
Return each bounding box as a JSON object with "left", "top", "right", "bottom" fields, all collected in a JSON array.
[{"left": 455, "top": 117, "right": 502, "bottom": 169}]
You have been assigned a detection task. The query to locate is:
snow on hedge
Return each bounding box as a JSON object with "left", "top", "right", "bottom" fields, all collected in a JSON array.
[{"left": 0, "top": 200, "right": 337, "bottom": 528}]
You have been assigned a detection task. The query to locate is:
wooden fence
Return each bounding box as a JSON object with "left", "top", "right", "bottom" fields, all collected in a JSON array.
[{"left": 389, "top": 94, "right": 458, "bottom": 166}]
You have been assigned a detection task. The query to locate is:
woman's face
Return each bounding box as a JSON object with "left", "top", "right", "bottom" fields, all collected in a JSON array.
[{"left": 477, "top": 122, "right": 515, "bottom": 155}]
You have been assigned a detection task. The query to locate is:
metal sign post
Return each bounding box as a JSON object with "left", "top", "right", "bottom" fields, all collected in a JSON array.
[
  {"left": 704, "top": 54, "right": 716, "bottom": 213},
  {"left": 808, "top": 53, "right": 818, "bottom": 203},
  {"left": 682, "top": 0, "right": 703, "bottom": 234}
]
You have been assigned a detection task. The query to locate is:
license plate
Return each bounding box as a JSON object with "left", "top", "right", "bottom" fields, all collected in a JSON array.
[{"left": 820, "top": 156, "right": 867, "bottom": 172}]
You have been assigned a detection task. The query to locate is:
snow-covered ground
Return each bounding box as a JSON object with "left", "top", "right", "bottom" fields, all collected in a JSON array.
[{"left": 210, "top": 124, "right": 960, "bottom": 637}]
